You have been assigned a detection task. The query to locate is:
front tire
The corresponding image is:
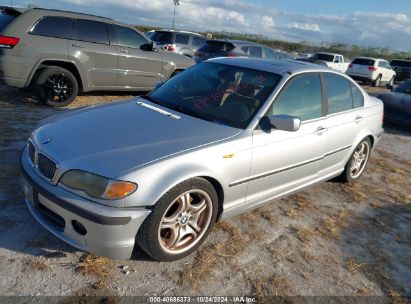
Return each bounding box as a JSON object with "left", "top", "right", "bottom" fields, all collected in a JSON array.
[
  {"left": 34, "top": 67, "right": 78, "bottom": 107},
  {"left": 340, "top": 138, "right": 371, "bottom": 183},
  {"left": 137, "top": 178, "right": 218, "bottom": 261}
]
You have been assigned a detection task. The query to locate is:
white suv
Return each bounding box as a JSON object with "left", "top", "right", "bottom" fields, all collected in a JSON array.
[{"left": 347, "top": 57, "right": 396, "bottom": 87}]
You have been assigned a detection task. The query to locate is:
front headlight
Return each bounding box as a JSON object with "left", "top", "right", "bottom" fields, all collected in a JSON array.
[{"left": 60, "top": 170, "right": 137, "bottom": 200}]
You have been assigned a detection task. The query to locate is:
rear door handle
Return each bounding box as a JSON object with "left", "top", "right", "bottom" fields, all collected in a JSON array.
[
  {"left": 72, "top": 43, "right": 85, "bottom": 48},
  {"left": 354, "top": 116, "right": 363, "bottom": 123},
  {"left": 119, "top": 49, "right": 129, "bottom": 54},
  {"left": 314, "top": 126, "right": 328, "bottom": 135}
]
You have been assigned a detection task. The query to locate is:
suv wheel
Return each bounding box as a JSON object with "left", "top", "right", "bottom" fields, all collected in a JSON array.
[
  {"left": 340, "top": 138, "right": 371, "bottom": 183},
  {"left": 34, "top": 67, "right": 79, "bottom": 107},
  {"left": 373, "top": 75, "right": 382, "bottom": 87},
  {"left": 137, "top": 178, "right": 218, "bottom": 261}
]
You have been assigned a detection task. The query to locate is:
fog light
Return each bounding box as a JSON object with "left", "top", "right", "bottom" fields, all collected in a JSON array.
[{"left": 72, "top": 220, "right": 87, "bottom": 235}]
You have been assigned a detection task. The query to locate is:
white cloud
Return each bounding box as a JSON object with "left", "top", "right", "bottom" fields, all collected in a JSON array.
[{"left": 287, "top": 22, "right": 321, "bottom": 32}]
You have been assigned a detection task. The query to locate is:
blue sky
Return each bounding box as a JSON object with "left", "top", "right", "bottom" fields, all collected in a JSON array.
[{"left": 4, "top": 0, "right": 411, "bottom": 51}]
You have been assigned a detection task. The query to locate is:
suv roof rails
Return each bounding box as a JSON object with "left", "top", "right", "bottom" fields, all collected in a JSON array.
[{"left": 31, "top": 7, "right": 113, "bottom": 21}]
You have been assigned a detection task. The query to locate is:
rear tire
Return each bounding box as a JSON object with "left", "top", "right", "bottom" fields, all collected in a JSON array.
[
  {"left": 34, "top": 67, "right": 78, "bottom": 107},
  {"left": 137, "top": 178, "right": 218, "bottom": 261},
  {"left": 339, "top": 138, "right": 371, "bottom": 183},
  {"left": 373, "top": 75, "right": 382, "bottom": 87}
]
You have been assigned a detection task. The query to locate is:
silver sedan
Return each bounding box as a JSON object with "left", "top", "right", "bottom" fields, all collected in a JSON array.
[{"left": 21, "top": 58, "right": 384, "bottom": 261}]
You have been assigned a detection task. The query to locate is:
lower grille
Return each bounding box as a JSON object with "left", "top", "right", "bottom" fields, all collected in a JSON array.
[
  {"left": 38, "top": 153, "right": 57, "bottom": 180},
  {"left": 38, "top": 203, "right": 65, "bottom": 230},
  {"left": 28, "top": 141, "right": 35, "bottom": 164}
]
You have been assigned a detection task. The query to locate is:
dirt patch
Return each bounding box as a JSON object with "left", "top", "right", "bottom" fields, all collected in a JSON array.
[{"left": 75, "top": 253, "right": 113, "bottom": 290}]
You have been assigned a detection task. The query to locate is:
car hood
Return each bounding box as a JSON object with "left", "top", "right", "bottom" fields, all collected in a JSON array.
[{"left": 32, "top": 98, "right": 241, "bottom": 178}]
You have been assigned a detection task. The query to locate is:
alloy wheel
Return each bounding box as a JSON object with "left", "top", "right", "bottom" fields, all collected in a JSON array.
[
  {"left": 158, "top": 189, "right": 213, "bottom": 254},
  {"left": 42, "top": 73, "right": 74, "bottom": 103},
  {"left": 350, "top": 141, "right": 370, "bottom": 178}
]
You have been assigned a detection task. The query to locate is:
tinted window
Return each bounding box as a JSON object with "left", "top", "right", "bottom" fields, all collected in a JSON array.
[
  {"left": 73, "top": 19, "right": 109, "bottom": 44},
  {"left": 351, "top": 83, "right": 364, "bottom": 108},
  {"left": 312, "top": 53, "right": 334, "bottom": 62},
  {"left": 175, "top": 34, "right": 189, "bottom": 45},
  {"left": 198, "top": 41, "right": 234, "bottom": 53},
  {"left": 30, "top": 16, "right": 73, "bottom": 39},
  {"left": 151, "top": 31, "right": 173, "bottom": 44},
  {"left": 324, "top": 73, "right": 353, "bottom": 114},
  {"left": 378, "top": 61, "right": 387, "bottom": 68},
  {"left": 192, "top": 36, "right": 206, "bottom": 47},
  {"left": 264, "top": 47, "right": 279, "bottom": 59},
  {"left": 272, "top": 74, "right": 323, "bottom": 121},
  {"left": 0, "top": 8, "right": 19, "bottom": 31},
  {"left": 249, "top": 46, "right": 262, "bottom": 57},
  {"left": 391, "top": 60, "right": 411, "bottom": 68},
  {"left": 352, "top": 58, "right": 375, "bottom": 66},
  {"left": 112, "top": 25, "right": 147, "bottom": 48},
  {"left": 150, "top": 62, "right": 281, "bottom": 129}
]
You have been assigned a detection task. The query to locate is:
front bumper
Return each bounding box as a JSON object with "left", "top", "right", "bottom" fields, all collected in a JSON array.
[{"left": 21, "top": 147, "right": 151, "bottom": 259}]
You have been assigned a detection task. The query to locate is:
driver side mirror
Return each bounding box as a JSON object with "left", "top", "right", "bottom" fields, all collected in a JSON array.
[
  {"left": 141, "top": 41, "right": 157, "bottom": 52},
  {"left": 269, "top": 114, "right": 301, "bottom": 132}
]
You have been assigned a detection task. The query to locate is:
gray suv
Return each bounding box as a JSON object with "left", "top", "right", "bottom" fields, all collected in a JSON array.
[
  {"left": 0, "top": 6, "right": 194, "bottom": 107},
  {"left": 150, "top": 29, "right": 206, "bottom": 58}
]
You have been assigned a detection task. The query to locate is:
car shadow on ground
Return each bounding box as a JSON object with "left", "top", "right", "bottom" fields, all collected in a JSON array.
[{"left": 339, "top": 203, "right": 411, "bottom": 298}]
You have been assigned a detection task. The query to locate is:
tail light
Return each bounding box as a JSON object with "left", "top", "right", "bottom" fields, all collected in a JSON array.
[
  {"left": 368, "top": 66, "right": 377, "bottom": 71},
  {"left": 163, "top": 44, "right": 177, "bottom": 52},
  {"left": 227, "top": 53, "right": 237, "bottom": 57},
  {"left": 348, "top": 64, "right": 353, "bottom": 68},
  {"left": 0, "top": 36, "right": 20, "bottom": 49}
]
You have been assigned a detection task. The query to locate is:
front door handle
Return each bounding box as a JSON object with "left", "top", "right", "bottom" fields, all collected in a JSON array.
[
  {"left": 354, "top": 116, "right": 363, "bottom": 123},
  {"left": 72, "top": 43, "right": 85, "bottom": 48},
  {"left": 314, "top": 126, "right": 328, "bottom": 135}
]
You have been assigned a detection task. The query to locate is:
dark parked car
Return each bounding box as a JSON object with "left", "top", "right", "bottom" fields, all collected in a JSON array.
[
  {"left": 194, "top": 39, "right": 292, "bottom": 63},
  {"left": 390, "top": 59, "right": 411, "bottom": 82},
  {"left": 377, "top": 80, "right": 411, "bottom": 127},
  {"left": 0, "top": 6, "right": 194, "bottom": 107}
]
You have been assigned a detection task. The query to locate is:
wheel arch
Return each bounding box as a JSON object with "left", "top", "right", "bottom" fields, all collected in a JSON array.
[{"left": 28, "top": 60, "right": 85, "bottom": 92}]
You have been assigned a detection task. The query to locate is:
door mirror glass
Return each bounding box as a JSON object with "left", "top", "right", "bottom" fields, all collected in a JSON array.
[{"left": 269, "top": 114, "right": 301, "bottom": 132}]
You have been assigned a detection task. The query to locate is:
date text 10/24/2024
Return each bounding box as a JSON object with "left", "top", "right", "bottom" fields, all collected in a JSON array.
[{"left": 149, "top": 296, "right": 257, "bottom": 303}]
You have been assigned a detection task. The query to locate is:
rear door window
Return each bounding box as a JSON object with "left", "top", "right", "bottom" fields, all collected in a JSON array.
[
  {"left": 351, "top": 83, "right": 364, "bottom": 108},
  {"left": 112, "top": 25, "right": 147, "bottom": 49},
  {"left": 192, "top": 36, "right": 206, "bottom": 47},
  {"left": 324, "top": 73, "right": 353, "bottom": 114},
  {"left": 0, "top": 8, "right": 20, "bottom": 31},
  {"left": 151, "top": 31, "right": 173, "bottom": 44},
  {"left": 272, "top": 74, "right": 323, "bottom": 121},
  {"left": 73, "top": 19, "right": 109, "bottom": 44},
  {"left": 198, "top": 41, "right": 234, "bottom": 53},
  {"left": 378, "top": 61, "right": 387, "bottom": 68},
  {"left": 264, "top": 47, "right": 279, "bottom": 59},
  {"left": 30, "top": 16, "right": 73, "bottom": 39},
  {"left": 249, "top": 46, "right": 262, "bottom": 57},
  {"left": 175, "top": 34, "right": 189, "bottom": 45}
]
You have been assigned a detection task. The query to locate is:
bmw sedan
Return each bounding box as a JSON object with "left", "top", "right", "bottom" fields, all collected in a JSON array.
[
  {"left": 377, "top": 80, "right": 411, "bottom": 128},
  {"left": 21, "top": 58, "right": 384, "bottom": 261}
]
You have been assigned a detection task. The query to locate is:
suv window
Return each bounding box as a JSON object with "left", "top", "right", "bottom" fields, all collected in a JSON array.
[
  {"left": 312, "top": 53, "right": 334, "bottom": 62},
  {"left": 391, "top": 60, "right": 411, "bottom": 68},
  {"left": 272, "top": 74, "right": 323, "bottom": 121},
  {"left": 324, "top": 73, "right": 353, "bottom": 114},
  {"left": 175, "top": 34, "right": 189, "bottom": 45},
  {"left": 198, "top": 41, "right": 234, "bottom": 53},
  {"left": 30, "top": 16, "right": 73, "bottom": 39},
  {"left": 73, "top": 19, "right": 109, "bottom": 44},
  {"left": 192, "top": 36, "right": 206, "bottom": 47},
  {"left": 352, "top": 58, "right": 375, "bottom": 66},
  {"left": 249, "top": 46, "right": 262, "bottom": 57},
  {"left": 112, "top": 25, "right": 147, "bottom": 48},
  {"left": 263, "top": 47, "right": 279, "bottom": 59},
  {"left": 378, "top": 61, "right": 387, "bottom": 68},
  {"left": 151, "top": 31, "right": 173, "bottom": 44},
  {"left": 0, "top": 8, "right": 20, "bottom": 31},
  {"left": 351, "top": 83, "right": 364, "bottom": 108}
]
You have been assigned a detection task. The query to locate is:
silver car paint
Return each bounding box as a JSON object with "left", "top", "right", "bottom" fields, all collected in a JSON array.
[{"left": 22, "top": 58, "right": 384, "bottom": 259}]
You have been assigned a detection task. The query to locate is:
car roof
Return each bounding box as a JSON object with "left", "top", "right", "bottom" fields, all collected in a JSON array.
[
  {"left": 155, "top": 29, "right": 204, "bottom": 37},
  {"left": 391, "top": 59, "right": 411, "bottom": 62},
  {"left": 353, "top": 57, "right": 386, "bottom": 61},
  {"left": 208, "top": 57, "right": 331, "bottom": 75}
]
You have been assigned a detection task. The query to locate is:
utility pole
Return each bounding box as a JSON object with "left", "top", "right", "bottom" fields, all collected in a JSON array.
[{"left": 172, "top": 0, "right": 180, "bottom": 30}]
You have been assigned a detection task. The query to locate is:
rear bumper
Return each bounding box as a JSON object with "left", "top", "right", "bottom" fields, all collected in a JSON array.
[
  {"left": 347, "top": 74, "right": 373, "bottom": 83},
  {"left": 21, "top": 147, "right": 151, "bottom": 259},
  {"left": 0, "top": 55, "right": 31, "bottom": 88}
]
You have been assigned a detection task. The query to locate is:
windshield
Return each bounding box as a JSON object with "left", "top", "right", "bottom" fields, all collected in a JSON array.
[
  {"left": 149, "top": 62, "right": 282, "bottom": 129},
  {"left": 198, "top": 41, "right": 235, "bottom": 53},
  {"left": 312, "top": 53, "right": 334, "bottom": 62},
  {"left": 391, "top": 60, "right": 411, "bottom": 68},
  {"left": 0, "top": 8, "right": 20, "bottom": 31},
  {"left": 394, "top": 80, "right": 411, "bottom": 94},
  {"left": 150, "top": 31, "right": 173, "bottom": 44}
]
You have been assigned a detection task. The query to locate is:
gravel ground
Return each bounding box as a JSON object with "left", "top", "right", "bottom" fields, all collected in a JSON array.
[{"left": 0, "top": 84, "right": 410, "bottom": 302}]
